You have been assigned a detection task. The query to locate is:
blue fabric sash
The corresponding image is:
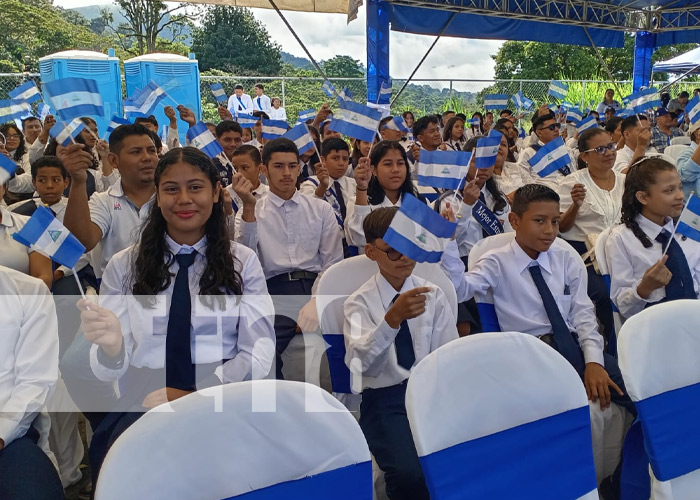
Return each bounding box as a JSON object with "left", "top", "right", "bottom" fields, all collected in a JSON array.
[
  {"left": 224, "top": 461, "right": 372, "bottom": 499},
  {"left": 322, "top": 334, "right": 352, "bottom": 394},
  {"left": 471, "top": 199, "right": 504, "bottom": 236},
  {"left": 419, "top": 406, "right": 597, "bottom": 499},
  {"left": 636, "top": 381, "right": 700, "bottom": 481}
]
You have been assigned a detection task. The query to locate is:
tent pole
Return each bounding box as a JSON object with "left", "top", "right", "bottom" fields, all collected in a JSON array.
[
  {"left": 583, "top": 27, "right": 625, "bottom": 98},
  {"left": 658, "top": 63, "right": 700, "bottom": 93},
  {"left": 390, "top": 12, "right": 457, "bottom": 106}
]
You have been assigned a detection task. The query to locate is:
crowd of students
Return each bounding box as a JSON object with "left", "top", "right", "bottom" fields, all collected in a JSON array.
[{"left": 1, "top": 86, "right": 699, "bottom": 500}]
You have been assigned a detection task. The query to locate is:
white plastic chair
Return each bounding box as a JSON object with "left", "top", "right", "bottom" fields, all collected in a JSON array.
[
  {"left": 618, "top": 300, "right": 700, "bottom": 500},
  {"left": 664, "top": 144, "right": 689, "bottom": 162},
  {"left": 96, "top": 380, "right": 373, "bottom": 500},
  {"left": 594, "top": 226, "right": 624, "bottom": 356},
  {"left": 405, "top": 332, "right": 598, "bottom": 499},
  {"left": 670, "top": 136, "right": 691, "bottom": 146}
]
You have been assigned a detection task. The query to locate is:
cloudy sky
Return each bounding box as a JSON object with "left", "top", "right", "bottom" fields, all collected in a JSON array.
[{"left": 53, "top": 0, "right": 504, "bottom": 89}]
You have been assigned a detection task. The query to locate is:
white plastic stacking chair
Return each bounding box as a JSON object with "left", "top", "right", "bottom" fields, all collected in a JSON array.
[
  {"left": 594, "top": 226, "right": 624, "bottom": 355},
  {"left": 670, "top": 136, "right": 691, "bottom": 146},
  {"left": 618, "top": 300, "right": 700, "bottom": 500},
  {"left": 96, "top": 380, "right": 373, "bottom": 500},
  {"left": 406, "top": 332, "right": 599, "bottom": 499},
  {"left": 664, "top": 144, "right": 689, "bottom": 163}
]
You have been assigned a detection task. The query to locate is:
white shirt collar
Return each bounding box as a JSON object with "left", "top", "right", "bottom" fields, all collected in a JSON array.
[
  {"left": 165, "top": 234, "right": 207, "bottom": 256},
  {"left": 510, "top": 239, "right": 552, "bottom": 274},
  {"left": 636, "top": 214, "right": 674, "bottom": 241},
  {"left": 375, "top": 272, "right": 416, "bottom": 311},
  {"left": 267, "top": 189, "right": 300, "bottom": 208},
  {"left": 0, "top": 206, "right": 14, "bottom": 228}
]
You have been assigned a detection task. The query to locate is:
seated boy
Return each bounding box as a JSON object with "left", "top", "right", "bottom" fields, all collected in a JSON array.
[
  {"left": 225, "top": 145, "right": 269, "bottom": 213},
  {"left": 344, "top": 207, "right": 458, "bottom": 500}
]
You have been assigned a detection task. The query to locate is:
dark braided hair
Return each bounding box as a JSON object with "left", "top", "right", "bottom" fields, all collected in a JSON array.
[
  {"left": 620, "top": 156, "right": 677, "bottom": 249},
  {"left": 131, "top": 147, "right": 242, "bottom": 307}
]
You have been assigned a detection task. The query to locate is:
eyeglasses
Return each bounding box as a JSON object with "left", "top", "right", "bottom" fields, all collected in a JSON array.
[
  {"left": 538, "top": 123, "right": 561, "bottom": 132},
  {"left": 5, "top": 134, "right": 20, "bottom": 139},
  {"left": 583, "top": 143, "right": 617, "bottom": 155},
  {"left": 370, "top": 244, "right": 403, "bottom": 261}
]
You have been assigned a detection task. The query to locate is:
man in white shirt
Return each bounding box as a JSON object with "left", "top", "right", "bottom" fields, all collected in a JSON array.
[
  {"left": 252, "top": 83, "right": 272, "bottom": 116},
  {"left": 21, "top": 116, "right": 42, "bottom": 146},
  {"left": 0, "top": 266, "right": 63, "bottom": 500},
  {"left": 613, "top": 115, "right": 654, "bottom": 173},
  {"left": 227, "top": 84, "right": 254, "bottom": 117}
]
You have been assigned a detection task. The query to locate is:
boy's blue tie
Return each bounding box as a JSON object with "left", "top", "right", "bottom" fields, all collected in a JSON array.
[
  {"left": 655, "top": 229, "right": 697, "bottom": 301},
  {"left": 166, "top": 251, "right": 197, "bottom": 391},
  {"left": 528, "top": 263, "right": 585, "bottom": 375},
  {"left": 392, "top": 294, "right": 416, "bottom": 370},
  {"left": 333, "top": 181, "right": 347, "bottom": 220}
]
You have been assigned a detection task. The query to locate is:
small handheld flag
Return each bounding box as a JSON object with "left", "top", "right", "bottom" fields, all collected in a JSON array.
[
  {"left": 124, "top": 82, "right": 167, "bottom": 119},
  {"left": 9, "top": 81, "right": 42, "bottom": 104},
  {"left": 616, "top": 109, "right": 634, "bottom": 118},
  {"left": 106, "top": 115, "right": 130, "bottom": 135},
  {"left": 337, "top": 87, "right": 353, "bottom": 103},
  {"left": 512, "top": 91, "right": 534, "bottom": 111},
  {"left": 261, "top": 118, "right": 288, "bottom": 140},
  {"left": 383, "top": 116, "right": 410, "bottom": 133},
  {"left": 49, "top": 118, "right": 85, "bottom": 147},
  {"left": 676, "top": 194, "right": 700, "bottom": 243},
  {"left": 328, "top": 100, "right": 382, "bottom": 143},
  {"left": 382, "top": 194, "right": 457, "bottom": 263},
  {"left": 625, "top": 88, "right": 661, "bottom": 114},
  {"left": 0, "top": 154, "right": 18, "bottom": 184},
  {"left": 283, "top": 123, "right": 316, "bottom": 155},
  {"left": 378, "top": 80, "right": 392, "bottom": 105},
  {"left": 576, "top": 115, "right": 598, "bottom": 134},
  {"left": 322, "top": 80, "right": 336, "bottom": 98},
  {"left": 686, "top": 94, "right": 700, "bottom": 125},
  {"left": 44, "top": 78, "right": 104, "bottom": 120},
  {"left": 37, "top": 102, "right": 51, "bottom": 120},
  {"left": 528, "top": 136, "right": 572, "bottom": 178},
  {"left": 186, "top": 122, "right": 224, "bottom": 159},
  {"left": 12, "top": 206, "right": 85, "bottom": 269},
  {"left": 475, "top": 130, "right": 502, "bottom": 169},
  {"left": 560, "top": 101, "right": 573, "bottom": 113},
  {"left": 483, "top": 94, "right": 508, "bottom": 110},
  {"left": 548, "top": 81, "right": 569, "bottom": 100},
  {"left": 566, "top": 107, "right": 583, "bottom": 122},
  {"left": 417, "top": 150, "right": 471, "bottom": 190},
  {"left": 0, "top": 100, "right": 31, "bottom": 123},
  {"left": 468, "top": 118, "right": 481, "bottom": 127},
  {"left": 236, "top": 113, "right": 257, "bottom": 128},
  {"left": 209, "top": 83, "right": 228, "bottom": 104},
  {"left": 297, "top": 108, "right": 316, "bottom": 122}
]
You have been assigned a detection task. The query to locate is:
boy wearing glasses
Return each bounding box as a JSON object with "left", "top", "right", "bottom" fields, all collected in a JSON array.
[
  {"left": 344, "top": 207, "right": 458, "bottom": 500},
  {"left": 518, "top": 112, "right": 577, "bottom": 191}
]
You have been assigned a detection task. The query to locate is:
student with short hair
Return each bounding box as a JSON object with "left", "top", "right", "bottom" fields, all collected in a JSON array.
[
  {"left": 409, "top": 115, "right": 444, "bottom": 167},
  {"left": 253, "top": 83, "right": 272, "bottom": 116},
  {"left": 213, "top": 120, "right": 244, "bottom": 187},
  {"left": 225, "top": 144, "right": 269, "bottom": 213},
  {"left": 344, "top": 207, "right": 458, "bottom": 500},
  {"left": 614, "top": 115, "right": 654, "bottom": 173},
  {"left": 228, "top": 84, "right": 254, "bottom": 116}
]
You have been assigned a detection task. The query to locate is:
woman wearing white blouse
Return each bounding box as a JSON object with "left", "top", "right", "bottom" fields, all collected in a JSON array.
[
  {"left": 559, "top": 128, "right": 624, "bottom": 346},
  {"left": 268, "top": 97, "right": 287, "bottom": 121}
]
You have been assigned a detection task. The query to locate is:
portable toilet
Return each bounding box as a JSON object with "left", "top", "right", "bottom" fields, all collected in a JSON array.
[
  {"left": 38, "top": 49, "right": 122, "bottom": 135},
  {"left": 123, "top": 53, "right": 202, "bottom": 146}
]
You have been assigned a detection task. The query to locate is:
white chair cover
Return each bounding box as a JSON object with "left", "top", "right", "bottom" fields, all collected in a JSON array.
[
  {"left": 618, "top": 300, "right": 700, "bottom": 500},
  {"left": 406, "top": 332, "right": 598, "bottom": 499},
  {"left": 664, "top": 144, "right": 690, "bottom": 162},
  {"left": 670, "top": 136, "right": 691, "bottom": 146},
  {"left": 96, "top": 380, "right": 372, "bottom": 500},
  {"left": 594, "top": 226, "right": 624, "bottom": 349}
]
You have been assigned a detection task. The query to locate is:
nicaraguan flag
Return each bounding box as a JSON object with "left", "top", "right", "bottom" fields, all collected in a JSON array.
[
  {"left": 548, "top": 104, "right": 559, "bottom": 113},
  {"left": 237, "top": 113, "right": 257, "bottom": 128},
  {"left": 384, "top": 116, "right": 410, "bottom": 133},
  {"left": 9, "top": 81, "right": 42, "bottom": 104},
  {"left": 37, "top": 102, "right": 51, "bottom": 120},
  {"left": 328, "top": 100, "right": 382, "bottom": 143},
  {"left": 483, "top": 94, "right": 508, "bottom": 110},
  {"left": 12, "top": 206, "right": 85, "bottom": 269},
  {"left": 560, "top": 101, "right": 573, "bottom": 113},
  {"left": 382, "top": 194, "right": 457, "bottom": 263},
  {"left": 518, "top": 126, "right": 526, "bottom": 139},
  {"left": 322, "top": 80, "right": 336, "bottom": 98},
  {"left": 475, "top": 130, "right": 502, "bottom": 169},
  {"left": 283, "top": 123, "right": 315, "bottom": 155},
  {"left": 297, "top": 108, "right": 316, "bottom": 122},
  {"left": 49, "top": 118, "right": 85, "bottom": 147},
  {"left": 378, "top": 80, "right": 392, "bottom": 105},
  {"left": 106, "top": 115, "right": 130, "bottom": 134},
  {"left": 512, "top": 91, "right": 533, "bottom": 110},
  {"left": 676, "top": 195, "right": 700, "bottom": 242},
  {"left": 0, "top": 154, "right": 18, "bottom": 184},
  {"left": 186, "top": 122, "right": 224, "bottom": 159},
  {"left": 686, "top": 94, "right": 700, "bottom": 125},
  {"left": 566, "top": 107, "right": 583, "bottom": 122},
  {"left": 528, "top": 137, "right": 572, "bottom": 178},
  {"left": 209, "top": 83, "right": 228, "bottom": 104},
  {"left": 261, "top": 118, "right": 288, "bottom": 140},
  {"left": 0, "top": 100, "right": 31, "bottom": 122},
  {"left": 617, "top": 108, "right": 634, "bottom": 118},
  {"left": 468, "top": 118, "right": 481, "bottom": 126},
  {"left": 576, "top": 115, "right": 598, "bottom": 134},
  {"left": 626, "top": 88, "right": 661, "bottom": 114},
  {"left": 124, "top": 82, "right": 167, "bottom": 118},
  {"left": 548, "top": 80, "right": 569, "bottom": 100},
  {"left": 44, "top": 78, "right": 104, "bottom": 120},
  {"left": 417, "top": 149, "right": 471, "bottom": 190},
  {"left": 337, "top": 87, "right": 353, "bottom": 103}
]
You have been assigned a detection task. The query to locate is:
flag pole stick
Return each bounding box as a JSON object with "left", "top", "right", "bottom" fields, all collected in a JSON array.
[
  {"left": 72, "top": 270, "right": 87, "bottom": 301},
  {"left": 306, "top": 124, "right": 322, "bottom": 163},
  {"left": 662, "top": 191, "right": 693, "bottom": 258}
]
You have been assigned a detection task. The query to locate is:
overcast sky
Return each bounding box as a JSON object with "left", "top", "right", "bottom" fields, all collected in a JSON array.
[{"left": 53, "top": 0, "right": 504, "bottom": 89}]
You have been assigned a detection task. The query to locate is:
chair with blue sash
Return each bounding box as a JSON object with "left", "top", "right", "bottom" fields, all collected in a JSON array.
[
  {"left": 95, "top": 380, "right": 373, "bottom": 500},
  {"left": 594, "top": 226, "right": 622, "bottom": 357},
  {"left": 405, "top": 332, "right": 599, "bottom": 499},
  {"left": 618, "top": 300, "right": 700, "bottom": 500}
]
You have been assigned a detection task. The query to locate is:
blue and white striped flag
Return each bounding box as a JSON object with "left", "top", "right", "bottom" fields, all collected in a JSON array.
[
  {"left": 0, "top": 100, "right": 31, "bottom": 122},
  {"left": 468, "top": 118, "right": 481, "bottom": 126},
  {"left": 384, "top": 116, "right": 410, "bottom": 133},
  {"left": 337, "top": 87, "right": 353, "bottom": 103},
  {"left": 261, "top": 118, "right": 288, "bottom": 140},
  {"left": 9, "top": 81, "right": 42, "bottom": 104},
  {"left": 297, "top": 108, "right": 316, "bottom": 122},
  {"left": 322, "top": 80, "right": 336, "bottom": 98},
  {"left": 560, "top": 101, "right": 573, "bottom": 113},
  {"left": 686, "top": 94, "right": 700, "bottom": 125},
  {"left": 528, "top": 137, "right": 572, "bottom": 178},
  {"left": 382, "top": 194, "right": 457, "bottom": 263},
  {"left": 626, "top": 88, "right": 661, "bottom": 114},
  {"left": 283, "top": 123, "right": 316, "bottom": 155},
  {"left": 475, "top": 130, "right": 502, "bottom": 169},
  {"left": 209, "top": 83, "right": 228, "bottom": 104},
  {"left": 483, "top": 94, "right": 508, "bottom": 110},
  {"left": 43, "top": 78, "right": 104, "bottom": 120},
  {"left": 237, "top": 113, "right": 257, "bottom": 128},
  {"left": 37, "top": 102, "right": 51, "bottom": 120},
  {"left": 617, "top": 108, "right": 634, "bottom": 118},
  {"left": 417, "top": 149, "right": 471, "bottom": 190},
  {"left": 12, "top": 205, "right": 85, "bottom": 269},
  {"left": 576, "top": 115, "right": 598, "bottom": 134},
  {"left": 0, "top": 154, "right": 17, "bottom": 184},
  {"left": 124, "top": 82, "right": 167, "bottom": 119},
  {"left": 548, "top": 80, "right": 569, "bottom": 100},
  {"left": 566, "top": 107, "right": 583, "bottom": 122},
  {"left": 106, "top": 115, "right": 130, "bottom": 134},
  {"left": 548, "top": 104, "right": 559, "bottom": 113},
  {"left": 49, "top": 118, "right": 85, "bottom": 147},
  {"left": 518, "top": 126, "right": 526, "bottom": 139},
  {"left": 676, "top": 194, "right": 700, "bottom": 243},
  {"left": 328, "top": 100, "right": 382, "bottom": 143},
  {"left": 378, "top": 80, "right": 392, "bottom": 105},
  {"left": 186, "top": 122, "right": 224, "bottom": 159},
  {"left": 512, "top": 91, "right": 533, "bottom": 110}
]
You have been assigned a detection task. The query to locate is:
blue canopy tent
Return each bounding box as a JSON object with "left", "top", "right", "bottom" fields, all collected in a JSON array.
[
  {"left": 366, "top": 0, "right": 700, "bottom": 101},
  {"left": 653, "top": 46, "right": 700, "bottom": 74}
]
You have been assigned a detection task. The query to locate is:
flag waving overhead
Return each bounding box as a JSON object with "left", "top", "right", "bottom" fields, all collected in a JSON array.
[
  {"left": 322, "top": 80, "right": 336, "bottom": 98},
  {"left": 382, "top": 194, "right": 457, "bottom": 263},
  {"left": 383, "top": 116, "right": 410, "bottom": 133},
  {"left": 0, "top": 100, "right": 31, "bottom": 123},
  {"left": 483, "top": 94, "right": 508, "bottom": 110},
  {"left": 686, "top": 94, "right": 700, "bottom": 125},
  {"left": 528, "top": 137, "right": 572, "bottom": 178},
  {"left": 0, "top": 154, "right": 17, "bottom": 184},
  {"left": 512, "top": 91, "right": 534, "bottom": 111},
  {"left": 261, "top": 118, "right": 288, "bottom": 140},
  {"left": 106, "top": 116, "right": 130, "bottom": 135},
  {"left": 328, "top": 100, "right": 382, "bottom": 143},
  {"left": 44, "top": 78, "right": 104, "bottom": 120},
  {"left": 576, "top": 115, "right": 598, "bottom": 134},
  {"left": 475, "top": 130, "right": 502, "bottom": 169},
  {"left": 209, "top": 83, "right": 228, "bottom": 104},
  {"left": 417, "top": 150, "right": 471, "bottom": 190},
  {"left": 297, "top": 108, "right": 316, "bottom": 123},
  {"left": 625, "top": 88, "right": 661, "bottom": 114},
  {"left": 378, "top": 80, "right": 392, "bottom": 105},
  {"left": 236, "top": 113, "right": 257, "bottom": 128},
  {"left": 337, "top": 87, "right": 353, "bottom": 103},
  {"left": 124, "top": 82, "right": 167, "bottom": 119},
  {"left": 676, "top": 194, "right": 700, "bottom": 242},
  {"left": 186, "top": 122, "right": 224, "bottom": 159},
  {"left": 12, "top": 206, "right": 85, "bottom": 269},
  {"left": 283, "top": 123, "right": 316, "bottom": 155},
  {"left": 548, "top": 81, "right": 569, "bottom": 100},
  {"left": 9, "top": 81, "right": 42, "bottom": 104},
  {"left": 49, "top": 118, "right": 85, "bottom": 147},
  {"left": 565, "top": 107, "right": 583, "bottom": 122}
]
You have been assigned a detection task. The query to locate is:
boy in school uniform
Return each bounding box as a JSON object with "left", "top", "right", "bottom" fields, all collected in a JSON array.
[
  {"left": 234, "top": 138, "right": 343, "bottom": 379},
  {"left": 228, "top": 84, "right": 254, "bottom": 116},
  {"left": 225, "top": 144, "right": 269, "bottom": 213},
  {"left": 344, "top": 207, "right": 458, "bottom": 500},
  {"left": 299, "top": 137, "right": 357, "bottom": 256},
  {"left": 252, "top": 83, "right": 272, "bottom": 116}
]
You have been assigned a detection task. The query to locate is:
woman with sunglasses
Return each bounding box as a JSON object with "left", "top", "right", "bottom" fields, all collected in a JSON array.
[{"left": 558, "top": 128, "right": 623, "bottom": 347}]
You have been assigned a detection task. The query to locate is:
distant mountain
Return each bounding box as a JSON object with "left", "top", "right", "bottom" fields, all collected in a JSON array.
[{"left": 281, "top": 51, "right": 313, "bottom": 69}]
